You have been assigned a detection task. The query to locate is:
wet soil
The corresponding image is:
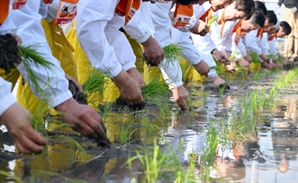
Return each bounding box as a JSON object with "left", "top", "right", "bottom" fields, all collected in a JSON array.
[
  {"left": 0, "top": 34, "right": 18, "bottom": 74},
  {"left": 1, "top": 65, "right": 298, "bottom": 183}
]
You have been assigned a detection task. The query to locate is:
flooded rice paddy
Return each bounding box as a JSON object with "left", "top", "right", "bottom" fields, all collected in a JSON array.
[{"left": 1, "top": 65, "right": 298, "bottom": 183}]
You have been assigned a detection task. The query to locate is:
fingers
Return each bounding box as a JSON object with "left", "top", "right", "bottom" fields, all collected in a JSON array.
[
  {"left": 177, "top": 98, "right": 188, "bottom": 111},
  {"left": 15, "top": 132, "right": 45, "bottom": 154}
]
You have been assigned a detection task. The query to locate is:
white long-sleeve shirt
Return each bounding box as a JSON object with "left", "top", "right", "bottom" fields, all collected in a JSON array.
[
  {"left": 243, "top": 30, "right": 262, "bottom": 55},
  {"left": 0, "top": 78, "right": 17, "bottom": 116},
  {"left": 268, "top": 37, "right": 278, "bottom": 57},
  {"left": 77, "top": 0, "right": 150, "bottom": 78},
  {"left": 1, "top": 0, "right": 72, "bottom": 109}
]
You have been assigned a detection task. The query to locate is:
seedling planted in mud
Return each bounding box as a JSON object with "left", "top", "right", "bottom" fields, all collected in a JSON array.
[
  {"left": 141, "top": 77, "right": 168, "bottom": 99},
  {"left": 118, "top": 124, "right": 137, "bottom": 145}
]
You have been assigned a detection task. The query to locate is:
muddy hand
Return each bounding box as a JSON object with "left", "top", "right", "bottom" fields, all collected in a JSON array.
[
  {"left": 1, "top": 103, "right": 47, "bottom": 154},
  {"left": 65, "top": 74, "right": 83, "bottom": 92},
  {"left": 55, "top": 98, "right": 107, "bottom": 140},
  {"left": 172, "top": 86, "right": 189, "bottom": 111},
  {"left": 142, "top": 36, "right": 164, "bottom": 66},
  {"left": 113, "top": 69, "right": 144, "bottom": 106}
]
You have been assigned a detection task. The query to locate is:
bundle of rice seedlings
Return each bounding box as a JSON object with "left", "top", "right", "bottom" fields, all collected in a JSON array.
[
  {"left": 0, "top": 34, "right": 53, "bottom": 94},
  {"left": 207, "top": 15, "right": 218, "bottom": 27},
  {"left": 141, "top": 77, "right": 168, "bottom": 99},
  {"left": 210, "top": 66, "right": 224, "bottom": 73},
  {"left": 163, "top": 44, "right": 182, "bottom": 65},
  {"left": 18, "top": 45, "right": 54, "bottom": 93},
  {"left": 82, "top": 70, "right": 107, "bottom": 95},
  {"left": 143, "top": 44, "right": 182, "bottom": 67},
  {"left": 250, "top": 51, "right": 260, "bottom": 63}
]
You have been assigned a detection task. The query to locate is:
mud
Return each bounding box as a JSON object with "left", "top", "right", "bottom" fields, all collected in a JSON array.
[{"left": 1, "top": 65, "right": 298, "bottom": 183}]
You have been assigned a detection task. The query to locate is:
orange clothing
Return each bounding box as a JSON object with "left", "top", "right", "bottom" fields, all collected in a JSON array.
[
  {"left": 115, "top": 0, "right": 140, "bottom": 25},
  {"left": 173, "top": 3, "right": 193, "bottom": 28}
]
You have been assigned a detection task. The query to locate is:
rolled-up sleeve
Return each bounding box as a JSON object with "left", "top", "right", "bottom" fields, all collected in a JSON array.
[
  {"left": 9, "top": 0, "right": 72, "bottom": 108},
  {"left": 76, "top": 0, "right": 123, "bottom": 78}
]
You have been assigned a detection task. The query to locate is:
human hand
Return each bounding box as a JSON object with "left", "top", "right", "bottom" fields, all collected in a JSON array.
[
  {"left": 244, "top": 54, "right": 252, "bottom": 63},
  {"left": 193, "top": 60, "right": 210, "bottom": 76},
  {"left": 213, "top": 50, "right": 230, "bottom": 65},
  {"left": 55, "top": 98, "right": 107, "bottom": 140},
  {"left": 225, "top": 61, "right": 236, "bottom": 73},
  {"left": 238, "top": 57, "right": 250, "bottom": 71},
  {"left": 197, "top": 20, "right": 208, "bottom": 36},
  {"left": 1, "top": 103, "right": 47, "bottom": 154},
  {"left": 262, "top": 61, "right": 274, "bottom": 70},
  {"left": 113, "top": 69, "right": 144, "bottom": 106},
  {"left": 172, "top": 86, "right": 189, "bottom": 111},
  {"left": 65, "top": 74, "right": 83, "bottom": 92},
  {"left": 126, "top": 68, "right": 146, "bottom": 88},
  {"left": 142, "top": 36, "right": 164, "bottom": 66}
]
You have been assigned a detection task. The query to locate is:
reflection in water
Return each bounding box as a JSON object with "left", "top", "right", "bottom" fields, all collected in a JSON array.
[{"left": 0, "top": 74, "right": 298, "bottom": 182}]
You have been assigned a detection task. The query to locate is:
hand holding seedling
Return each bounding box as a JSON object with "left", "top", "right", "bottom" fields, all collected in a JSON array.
[
  {"left": 55, "top": 98, "right": 107, "bottom": 140},
  {"left": 142, "top": 36, "right": 164, "bottom": 66},
  {"left": 243, "top": 54, "right": 252, "bottom": 63},
  {"left": 213, "top": 50, "right": 230, "bottom": 65},
  {"left": 1, "top": 103, "right": 47, "bottom": 154},
  {"left": 172, "top": 86, "right": 189, "bottom": 111}
]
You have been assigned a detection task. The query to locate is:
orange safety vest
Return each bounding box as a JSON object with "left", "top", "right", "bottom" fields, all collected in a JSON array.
[
  {"left": 200, "top": 7, "right": 212, "bottom": 32},
  {"left": 232, "top": 20, "right": 244, "bottom": 45},
  {"left": 268, "top": 32, "right": 277, "bottom": 41},
  {"left": 218, "top": 10, "right": 225, "bottom": 37},
  {"left": 0, "top": 0, "right": 9, "bottom": 26},
  {"left": 115, "top": 0, "right": 140, "bottom": 25},
  {"left": 173, "top": 3, "right": 193, "bottom": 28},
  {"left": 256, "top": 28, "right": 264, "bottom": 41}
]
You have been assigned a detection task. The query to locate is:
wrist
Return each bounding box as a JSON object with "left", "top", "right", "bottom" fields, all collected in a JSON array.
[
  {"left": 54, "top": 98, "right": 76, "bottom": 112},
  {"left": 211, "top": 49, "right": 217, "bottom": 54}
]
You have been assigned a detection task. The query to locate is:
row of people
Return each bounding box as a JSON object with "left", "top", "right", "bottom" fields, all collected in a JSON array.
[{"left": 0, "top": 0, "right": 290, "bottom": 155}]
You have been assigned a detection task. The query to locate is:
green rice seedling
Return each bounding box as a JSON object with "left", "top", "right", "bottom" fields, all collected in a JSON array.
[
  {"left": 163, "top": 44, "right": 182, "bottom": 67},
  {"left": 0, "top": 170, "right": 23, "bottom": 183},
  {"left": 207, "top": 15, "right": 219, "bottom": 26},
  {"left": 141, "top": 77, "right": 168, "bottom": 99},
  {"left": 228, "top": 50, "right": 238, "bottom": 61},
  {"left": 18, "top": 45, "right": 54, "bottom": 94},
  {"left": 210, "top": 65, "right": 224, "bottom": 73},
  {"left": 201, "top": 124, "right": 218, "bottom": 167},
  {"left": 82, "top": 70, "right": 107, "bottom": 96},
  {"left": 125, "top": 140, "right": 167, "bottom": 183},
  {"left": 118, "top": 124, "right": 137, "bottom": 145},
  {"left": 277, "top": 54, "right": 284, "bottom": 64},
  {"left": 218, "top": 86, "right": 225, "bottom": 96},
  {"left": 203, "top": 92, "right": 208, "bottom": 105},
  {"left": 250, "top": 51, "right": 260, "bottom": 63},
  {"left": 268, "top": 53, "right": 275, "bottom": 60}
]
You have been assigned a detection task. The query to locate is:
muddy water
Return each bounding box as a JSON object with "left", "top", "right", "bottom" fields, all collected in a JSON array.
[{"left": 0, "top": 69, "right": 298, "bottom": 183}]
